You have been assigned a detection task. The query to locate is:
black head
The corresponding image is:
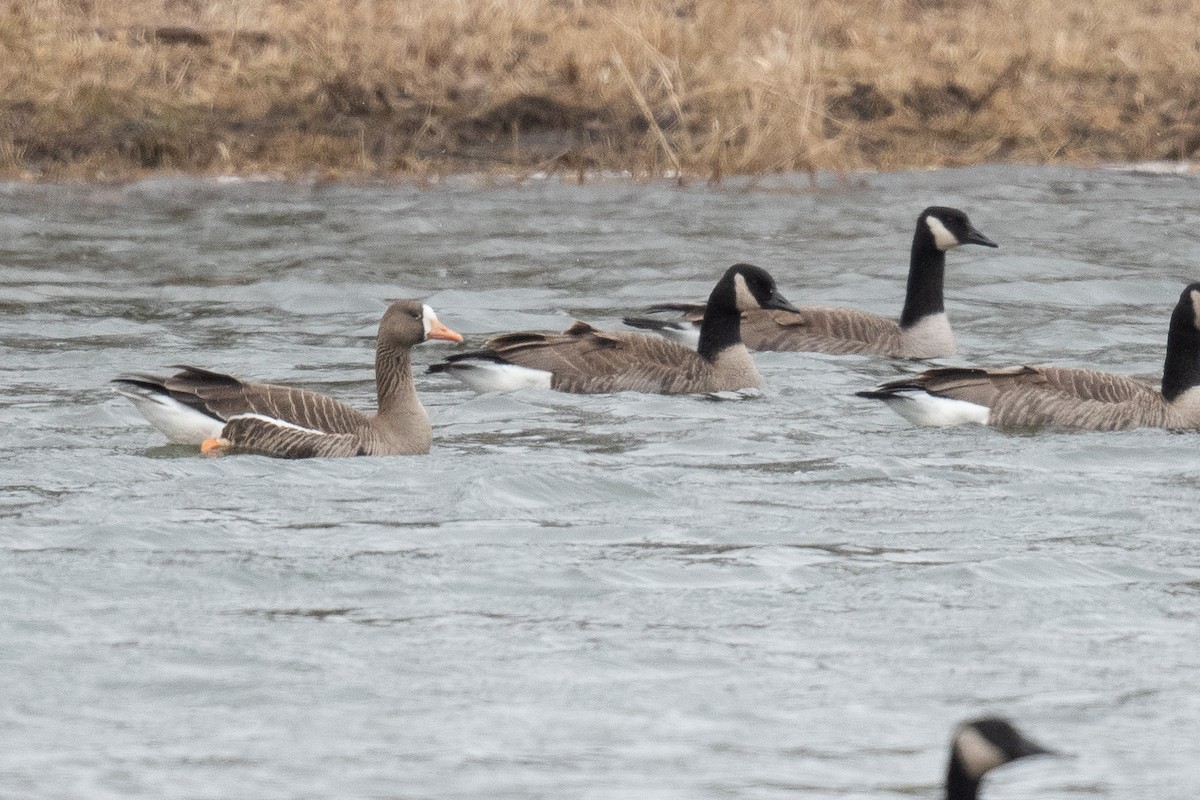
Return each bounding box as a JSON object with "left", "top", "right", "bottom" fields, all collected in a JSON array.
[
  {"left": 708, "top": 263, "right": 800, "bottom": 315},
  {"left": 919, "top": 207, "right": 999, "bottom": 251},
  {"left": 1161, "top": 282, "right": 1200, "bottom": 401},
  {"left": 948, "top": 717, "right": 1055, "bottom": 789}
]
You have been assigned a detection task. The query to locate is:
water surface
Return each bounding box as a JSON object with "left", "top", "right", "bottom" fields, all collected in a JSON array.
[{"left": 2, "top": 166, "right": 1199, "bottom": 798}]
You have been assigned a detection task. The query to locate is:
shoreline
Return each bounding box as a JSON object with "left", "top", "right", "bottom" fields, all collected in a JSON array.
[
  {"left": 6, "top": 1, "right": 1200, "bottom": 182},
  {"left": 5, "top": 161, "right": 1197, "bottom": 192}
]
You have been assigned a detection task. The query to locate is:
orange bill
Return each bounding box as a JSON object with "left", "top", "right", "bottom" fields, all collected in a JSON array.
[{"left": 427, "top": 318, "right": 464, "bottom": 343}]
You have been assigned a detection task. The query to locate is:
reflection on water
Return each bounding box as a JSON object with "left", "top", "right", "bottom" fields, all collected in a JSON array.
[{"left": 1, "top": 167, "right": 1199, "bottom": 798}]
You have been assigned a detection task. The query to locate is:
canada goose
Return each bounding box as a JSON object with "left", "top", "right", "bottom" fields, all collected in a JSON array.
[
  {"left": 112, "top": 300, "right": 463, "bottom": 457},
  {"left": 944, "top": 717, "right": 1055, "bottom": 800},
  {"left": 856, "top": 283, "right": 1200, "bottom": 431},
  {"left": 622, "top": 207, "right": 998, "bottom": 358},
  {"left": 428, "top": 263, "right": 798, "bottom": 394}
]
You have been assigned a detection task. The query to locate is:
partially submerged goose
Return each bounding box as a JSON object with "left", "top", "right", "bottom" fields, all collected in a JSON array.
[
  {"left": 113, "top": 301, "right": 463, "bottom": 457},
  {"left": 623, "top": 207, "right": 998, "bottom": 358},
  {"left": 857, "top": 283, "right": 1200, "bottom": 431},
  {"left": 428, "top": 263, "right": 798, "bottom": 394},
  {"left": 944, "top": 717, "right": 1055, "bottom": 800}
]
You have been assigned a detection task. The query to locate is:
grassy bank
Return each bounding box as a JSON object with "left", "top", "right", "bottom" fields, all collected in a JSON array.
[{"left": 3, "top": 0, "right": 1199, "bottom": 180}]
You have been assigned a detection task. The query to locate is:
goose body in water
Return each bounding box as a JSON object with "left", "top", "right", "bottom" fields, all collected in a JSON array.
[
  {"left": 623, "top": 207, "right": 997, "bottom": 358},
  {"left": 857, "top": 283, "right": 1200, "bottom": 431},
  {"left": 112, "top": 300, "right": 462, "bottom": 457},
  {"left": 859, "top": 283, "right": 1200, "bottom": 431},
  {"left": 429, "top": 263, "right": 797, "bottom": 394}
]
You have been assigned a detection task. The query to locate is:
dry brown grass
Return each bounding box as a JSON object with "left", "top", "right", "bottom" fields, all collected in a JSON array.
[{"left": 2, "top": 0, "right": 1200, "bottom": 180}]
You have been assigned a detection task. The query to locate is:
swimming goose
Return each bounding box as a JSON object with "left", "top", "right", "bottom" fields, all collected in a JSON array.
[
  {"left": 112, "top": 300, "right": 463, "bottom": 457},
  {"left": 857, "top": 283, "right": 1200, "bottom": 431},
  {"left": 428, "top": 263, "right": 798, "bottom": 394},
  {"left": 944, "top": 717, "right": 1055, "bottom": 800},
  {"left": 622, "top": 207, "right": 998, "bottom": 357}
]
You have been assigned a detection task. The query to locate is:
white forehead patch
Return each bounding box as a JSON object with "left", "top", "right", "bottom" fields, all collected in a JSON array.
[
  {"left": 733, "top": 273, "right": 759, "bottom": 310},
  {"left": 955, "top": 725, "right": 1008, "bottom": 779},
  {"left": 926, "top": 215, "right": 960, "bottom": 250},
  {"left": 422, "top": 304, "right": 436, "bottom": 337},
  {"left": 1191, "top": 290, "right": 1200, "bottom": 330}
]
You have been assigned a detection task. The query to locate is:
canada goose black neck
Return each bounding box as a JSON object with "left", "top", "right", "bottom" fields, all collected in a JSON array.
[
  {"left": 697, "top": 263, "right": 797, "bottom": 362},
  {"left": 697, "top": 269, "right": 744, "bottom": 362},
  {"left": 1160, "top": 284, "right": 1200, "bottom": 402},
  {"left": 899, "top": 207, "right": 997, "bottom": 331},
  {"left": 899, "top": 211, "right": 949, "bottom": 329},
  {"left": 944, "top": 752, "right": 982, "bottom": 800}
]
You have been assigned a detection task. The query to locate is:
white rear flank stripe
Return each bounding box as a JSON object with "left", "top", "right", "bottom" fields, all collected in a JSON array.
[
  {"left": 114, "top": 388, "right": 225, "bottom": 444},
  {"left": 224, "top": 413, "right": 330, "bottom": 435},
  {"left": 440, "top": 362, "right": 554, "bottom": 393},
  {"left": 876, "top": 389, "right": 990, "bottom": 427}
]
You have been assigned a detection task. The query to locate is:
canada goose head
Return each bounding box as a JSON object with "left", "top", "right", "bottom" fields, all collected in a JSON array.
[
  {"left": 945, "top": 717, "right": 1055, "bottom": 800},
  {"left": 709, "top": 263, "right": 800, "bottom": 316},
  {"left": 379, "top": 300, "right": 463, "bottom": 348},
  {"left": 921, "top": 207, "right": 999, "bottom": 252},
  {"left": 696, "top": 263, "right": 798, "bottom": 361},
  {"left": 1160, "top": 282, "right": 1200, "bottom": 402}
]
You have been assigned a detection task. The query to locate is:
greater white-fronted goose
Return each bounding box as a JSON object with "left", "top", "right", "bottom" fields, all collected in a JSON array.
[
  {"left": 623, "top": 207, "right": 998, "bottom": 358},
  {"left": 944, "top": 717, "right": 1055, "bottom": 800},
  {"left": 113, "top": 300, "right": 463, "bottom": 457},
  {"left": 857, "top": 283, "right": 1200, "bottom": 431},
  {"left": 428, "top": 263, "right": 798, "bottom": 394}
]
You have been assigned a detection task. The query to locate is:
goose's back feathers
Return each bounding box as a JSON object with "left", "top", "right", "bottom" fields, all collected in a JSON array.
[
  {"left": 439, "top": 321, "right": 761, "bottom": 394},
  {"left": 625, "top": 305, "right": 950, "bottom": 356},
  {"left": 740, "top": 306, "right": 905, "bottom": 354},
  {"left": 860, "top": 364, "right": 1182, "bottom": 431},
  {"left": 136, "top": 366, "right": 371, "bottom": 435}
]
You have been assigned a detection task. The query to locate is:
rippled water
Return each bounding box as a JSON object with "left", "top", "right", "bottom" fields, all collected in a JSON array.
[{"left": 2, "top": 166, "right": 1199, "bottom": 798}]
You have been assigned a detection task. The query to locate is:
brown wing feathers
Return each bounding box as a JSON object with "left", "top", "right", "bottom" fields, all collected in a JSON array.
[
  {"left": 159, "top": 366, "right": 368, "bottom": 434},
  {"left": 739, "top": 307, "right": 903, "bottom": 354}
]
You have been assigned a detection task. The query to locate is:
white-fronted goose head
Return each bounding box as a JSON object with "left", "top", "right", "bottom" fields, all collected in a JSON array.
[
  {"left": 622, "top": 206, "right": 998, "bottom": 358},
  {"left": 857, "top": 283, "right": 1200, "bottom": 431},
  {"left": 945, "top": 717, "right": 1055, "bottom": 800},
  {"left": 112, "top": 300, "right": 462, "bottom": 457},
  {"left": 428, "top": 263, "right": 798, "bottom": 394}
]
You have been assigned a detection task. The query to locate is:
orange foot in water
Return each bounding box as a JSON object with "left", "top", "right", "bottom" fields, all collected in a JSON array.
[{"left": 200, "top": 437, "right": 230, "bottom": 456}]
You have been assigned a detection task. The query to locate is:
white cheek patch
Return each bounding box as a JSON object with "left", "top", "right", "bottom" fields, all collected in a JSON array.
[
  {"left": 732, "top": 273, "right": 758, "bottom": 310},
  {"left": 422, "top": 304, "right": 436, "bottom": 338},
  {"left": 955, "top": 726, "right": 1008, "bottom": 780},
  {"left": 926, "top": 215, "right": 960, "bottom": 250},
  {"left": 1191, "top": 291, "right": 1200, "bottom": 330}
]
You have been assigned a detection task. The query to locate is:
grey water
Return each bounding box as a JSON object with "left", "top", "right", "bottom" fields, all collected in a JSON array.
[{"left": 1, "top": 166, "right": 1198, "bottom": 799}]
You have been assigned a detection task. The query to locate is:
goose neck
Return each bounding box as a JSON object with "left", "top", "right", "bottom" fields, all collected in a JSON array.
[
  {"left": 900, "top": 234, "right": 947, "bottom": 329},
  {"left": 944, "top": 756, "right": 980, "bottom": 800},
  {"left": 375, "top": 342, "right": 420, "bottom": 419},
  {"left": 1161, "top": 305, "right": 1200, "bottom": 402}
]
